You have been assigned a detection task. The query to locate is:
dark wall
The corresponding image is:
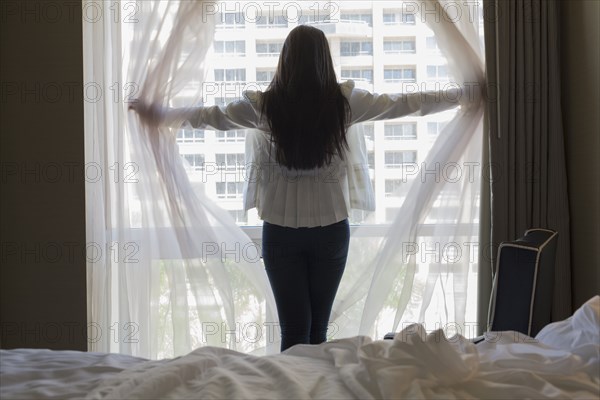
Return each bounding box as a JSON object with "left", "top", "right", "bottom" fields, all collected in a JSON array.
[
  {"left": 0, "top": 0, "right": 87, "bottom": 350},
  {"left": 561, "top": 0, "right": 600, "bottom": 309}
]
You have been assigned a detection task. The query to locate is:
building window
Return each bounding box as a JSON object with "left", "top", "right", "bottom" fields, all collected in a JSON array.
[
  {"left": 216, "top": 182, "right": 244, "bottom": 199},
  {"left": 428, "top": 121, "right": 449, "bottom": 137},
  {"left": 384, "top": 123, "right": 417, "bottom": 140},
  {"left": 216, "top": 12, "right": 245, "bottom": 29},
  {"left": 427, "top": 65, "right": 449, "bottom": 80},
  {"left": 176, "top": 129, "right": 205, "bottom": 143},
  {"left": 216, "top": 153, "right": 245, "bottom": 170},
  {"left": 256, "top": 15, "right": 288, "bottom": 28},
  {"left": 341, "top": 68, "right": 373, "bottom": 83},
  {"left": 299, "top": 12, "right": 330, "bottom": 24},
  {"left": 256, "top": 42, "right": 283, "bottom": 57},
  {"left": 214, "top": 40, "right": 246, "bottom": 56},
  {"left": 426, "top": 36, "right": 439, "bottom": 51},
  {"left": 384, "top": 67, "right": 416, "bottom": 83},
  {"left": 383, "top": 11, "right": 416, "bottom": 25},
  {"left": 182, "top": 154, "right": 205, "bottom": 170},
  {"left": 385, "top": 151, "right": 417, "bottom": 167},
  {"left": 383, "top": 13, "right": 395, "bottom": 24},
  {"left": 340, "top": 41, "right": 373, "bottom": 56},
  {"left": 214, "top": 68, "right": 246, "bottom": 83},
  {"left": 256, "top": 69, "right": 276, "bottom": 85},
  {"left": 367, "top": 151, "right": 375, "bottom": 169},
  {"left": 229, "top": 209, "right": 248, "bottom": 223},
  {"left": 363, "top": 123, "right": 375, "bottom": 142},
  {"left": 383, "top": 38, "right": 416, "bottom": 54},
  {"left": 340, "top": 12, "right": 373, "bottom": 27},
  {"left": 215, "top": 130, "right": 246, "bottom": 142},
  {"left": 385, "top": 179, "right": 403, "bottom": 196}
]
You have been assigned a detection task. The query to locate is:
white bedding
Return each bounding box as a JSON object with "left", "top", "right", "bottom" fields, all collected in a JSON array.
[{"left": 2, "top": 296, "right": 599, "bottom": 400}]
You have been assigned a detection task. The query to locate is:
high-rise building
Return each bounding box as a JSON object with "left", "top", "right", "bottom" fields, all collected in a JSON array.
[{"left": 174, "top": 1, "right": 479, "bottom": 227}]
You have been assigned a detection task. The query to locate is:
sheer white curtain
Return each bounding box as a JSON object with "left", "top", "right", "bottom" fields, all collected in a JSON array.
[
  {"left": 84, "top": 0, "right": 277, "bottom": 357},
  {"left": 84, "top": 0, "right": 485, "bottom": 358},
  {"left": 333, "top": 0, "right": 486, "bottom": 339}
]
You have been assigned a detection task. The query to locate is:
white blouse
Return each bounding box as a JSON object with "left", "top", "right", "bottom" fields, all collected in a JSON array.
[{"left": 167, "top": 80, "right": 462, "bottom": 228}]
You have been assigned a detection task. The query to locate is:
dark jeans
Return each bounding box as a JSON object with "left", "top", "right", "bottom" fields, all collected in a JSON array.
[{"left": 262, "top": 219, "right": 350, "bottom": 352}]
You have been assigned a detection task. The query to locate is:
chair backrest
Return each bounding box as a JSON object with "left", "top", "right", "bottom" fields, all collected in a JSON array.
[{"left": 487, "top": 228, "right": 558, "bottom": 337}]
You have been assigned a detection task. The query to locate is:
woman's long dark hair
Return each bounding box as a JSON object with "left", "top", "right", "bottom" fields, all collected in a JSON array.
[{"left": 260, "top": 25, "right": 351, "bottom": 169}]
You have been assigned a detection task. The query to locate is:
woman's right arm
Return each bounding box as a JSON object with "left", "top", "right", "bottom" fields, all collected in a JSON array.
[
  {"left": 348, "top": 86, "right": 464, "bottom": 124},
  {"left": 129, "top": 96, "right": 261, "bottom": 131}
]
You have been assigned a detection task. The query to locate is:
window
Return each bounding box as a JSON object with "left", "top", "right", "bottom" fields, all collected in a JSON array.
[
  {"left": 256, "top": 15, "right": 288, "bottom": 28},
  {"left": 385, "top": 179, "right": 403, "bottom": 196},
  {"left": 385, "top": 151, "right": 417, "bottom": 167},
  {"left": 367, "top": 151, "right": 375, "bottom": 169},
  {"left": 182, "top": 154, "right": 205, "bottom": 170},
  {"left": 427, "top": 65, "right": 449, "bottom": 80},
  {"left": 216, "top": 182, "right": 244, "bottom": 199},
  {"left": 340, "top": 41, "right": 373, "bottom": 56},
  {"left": 384, "top": 67, "right": 416, "bottom": 82},
  {"left": 426, "top": 36, "right": 439, "bottom": 51},
  {"left": 384, "top": 123, "right": 417, "bottom": 140},
  {"left": 256, "top": 69, "right": 276, "bottom": 84},
  {"left": 383, "top": 11, "right": 416, "bottom": 25},
  {"left": 363, "top": 123, "right": 375, "bottom": 142},
  {"left": 383, "top": 38, "right": 416, "bottom": 54},
  {"left": 256, "top": 42, "right": 283, "bottom": 57},
  {"left": 215, "top": 153, "right": 245, "bottom": 170},
  {"left": 90, "top": 0, "right": 486, "bottom": 361},
  {"left": 428, "top": 121, "right": 449, "bottom": 137},
  {"left": 214, "top": 40, "right": 246, "bottom": 56},
  {"left": 215, "top": 130, "right": 246, "bottom": 142},
  {"left": 214, "top": 68, "right": 246, "bottom": 82},
  {"left": 341, "top": 68, "right": 373, "bottom": 83},
  {"left": 216, "top": 12, "right": 245, "bottom": 29},
  {"left": 299, "top": 12, "right": 330, "bottom": 24},
  {"left": 229, "top": 209, "right": 248, "bottom": 223},
  {"left": 402, "top": 13, "right": 416, "bottom": 24},
  {"left": 176, "top": 129, "right": 205, "bottom": 143},
  {"left": 340, "top": 12, "right": 373, "bottom": 26}
]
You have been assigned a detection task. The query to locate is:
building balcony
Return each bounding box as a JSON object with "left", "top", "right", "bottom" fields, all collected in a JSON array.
[
  {"left": 339, "top": 54, "right": 373, "bottom": 67},
  {"left": 382, "top": 53, "right": 418, "bottom": 65},
  {"left": 308, "top": 20, "right": 371, "bottom": 37}
]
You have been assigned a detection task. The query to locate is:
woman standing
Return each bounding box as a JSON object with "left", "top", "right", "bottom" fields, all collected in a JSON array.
[{"left": 131, "top": 25, "right": 462, "bottom": 352}]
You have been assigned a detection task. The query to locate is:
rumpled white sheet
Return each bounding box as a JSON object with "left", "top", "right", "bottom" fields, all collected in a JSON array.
[
  {"left": 325, "top": 294, "right": 600, "bottom": 400},
  {"left": 2, "top": 297, "right": 599, "bottom": 400},
  {"left": 0, "top": 349, "right": 147, "bottom": 399},
  {"left": 87, "top": 296, "right": 600, "bottom": 399}
]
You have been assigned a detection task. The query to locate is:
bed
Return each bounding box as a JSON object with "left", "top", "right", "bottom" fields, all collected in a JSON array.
[{"left": 2, "top": 296, "right": 599, "bottom": 399}]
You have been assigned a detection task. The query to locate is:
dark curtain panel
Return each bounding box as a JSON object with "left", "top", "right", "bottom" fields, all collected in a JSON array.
[{"left": 482, "top": 0, "right": 572, "bottom": 320}]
